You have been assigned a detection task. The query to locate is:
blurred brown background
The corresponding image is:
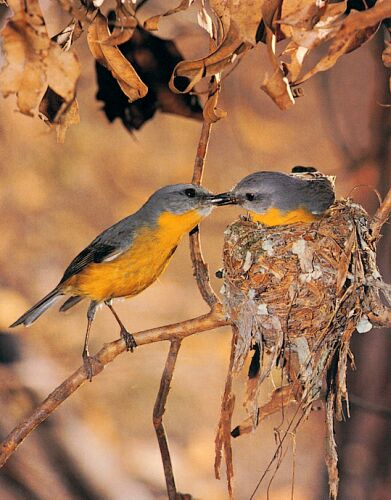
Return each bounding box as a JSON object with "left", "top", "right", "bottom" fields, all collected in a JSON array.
[{"left": 0, "top": 4, "right": 390, "bottom": 499}]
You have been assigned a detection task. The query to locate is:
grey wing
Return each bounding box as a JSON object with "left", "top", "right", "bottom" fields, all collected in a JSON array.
[
  {"left": 305, "top": 179, "right": 336, "bottom": 214},
  {"left": 59, "top": 217, "right": 137, "bottom": 284}
]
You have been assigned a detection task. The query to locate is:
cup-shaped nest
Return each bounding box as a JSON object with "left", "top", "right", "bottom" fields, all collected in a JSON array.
[{"left": 222, "top": 199, "right": 387, "bottom": 423}]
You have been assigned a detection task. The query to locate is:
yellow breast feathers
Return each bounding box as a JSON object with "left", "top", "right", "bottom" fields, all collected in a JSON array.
[{"left": 249, "top": 207, "right": 319, "bottom": 226}]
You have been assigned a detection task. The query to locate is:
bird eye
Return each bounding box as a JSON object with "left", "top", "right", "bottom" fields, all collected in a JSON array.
[
  {"left": 246, "top": 193, "right": 255, "bottom": 201},
  {"left": 184, "top": 188, "right": 196, "bottom": 198}
]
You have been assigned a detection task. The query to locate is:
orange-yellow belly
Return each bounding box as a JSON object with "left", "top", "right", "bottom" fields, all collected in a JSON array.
[
  {"left": 249, "top": 207, "right": 319, "bottom": 226},
  {"left": 63, "top": 209, "right": 203, "bottom": 302}
]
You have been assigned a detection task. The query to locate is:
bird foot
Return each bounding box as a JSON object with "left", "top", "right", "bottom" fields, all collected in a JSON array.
[
  {"left": 120, "top": 328, "right": 137, "bottom": 352},
  {"left": 82, "top": 354, "right": 102, "bottom": 382}
]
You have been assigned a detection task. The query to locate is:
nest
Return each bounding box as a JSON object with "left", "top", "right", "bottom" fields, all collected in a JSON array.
[{"left": 215, "top": 200, "right": 390, "bottom": 499}]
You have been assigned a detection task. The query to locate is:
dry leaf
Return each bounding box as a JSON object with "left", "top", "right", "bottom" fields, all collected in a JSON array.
[
  {"left": 56, "top": 98, "right": 80, "bottom": 143},
  {"left": 0, "top": 0, "right": 51, "bottom": 116},
  {"left": 144, "top": 0, "right": 194, "bottom": 31},
  {"left": 0, "top": 0, "right": 80, "bottom": 140},
  {"left": 203, "top": 89, "right": 227, "bottom": 123},
  {"left": 96, "top": 26, "right": 203, "bottom": 131},
  {"left": 103, "top": 1, "right": 137, "bottom": 46},
  {"left": 55, "top": 0, "right": 97, "bottom": 24},
  {"left": 260, "top": 67, "right": 295, "bottom": 109},
  {"left": 261, "top": 26, "right": 295, "bottom": 110},
  {"left": 297, "top": 2, "right": 389, "bottom": 85},
  {"left": 87, "top": 12, "right": 147, "bottom": 102},
  {"left": 170, "top": 0, "right": 267, "bottom": 93},
  {"left": 170, "top": 21, "right": 251, "bottom": 93},
  {"left": 46, "top": 46, "right": 80, "bottom": 103},
  {"left": 52, "top": 18, "right": 83, "bottom": 51}
]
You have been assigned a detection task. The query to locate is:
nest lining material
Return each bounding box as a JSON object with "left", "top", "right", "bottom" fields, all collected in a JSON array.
[{"left": 216, "top": 199, "right": 390, "bottom": 499}]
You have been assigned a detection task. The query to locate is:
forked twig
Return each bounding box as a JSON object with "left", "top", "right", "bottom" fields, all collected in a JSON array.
[
  {"left": 0, "top": 307, "right": 228, "bottom": 468},
  {"left": 153, "top": 340, "right": 183, "bottom": 500}
]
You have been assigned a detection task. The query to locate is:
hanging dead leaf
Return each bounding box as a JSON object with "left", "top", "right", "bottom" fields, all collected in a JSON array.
[
  {"left": 297, "top": 2, "right": 389, "bottom": 85},
  {"left": 52, "top": 18, "right": 83, "bottom": 51},
  {"left": 0, "top": 0, "right": 80, "bottom": 140},
  {"left": 87, "top": 12, "right": 147, "bottom": 102},
  {"left": 0, "top": 0, "right": 51, "bottom": 116},
  {"left": 169, "top": 0, "right": 268, "bottom": 93},
  {"left": 56, "top": 98, "right": 80, "bottom": 143},
  {"left": 203, "top": 89, "right": 227, "bottom": 123},
  {"left": 280, "top": 0, "right": 328, "bottom": 34},
  {"left": 170, "top": 22, "right": 251, "bottom": 93},
  {"left": 197, "top": 0, "right": 216, "bottom": 40},
  {"left": 103, "top": 1, "right": 137, "bottom": 46},
  {"left": 95, "top": 25, "right": 203, "bottom": 131},
  {"left": 46, "top": 45, "right": 80, "bottom": 103},
  {"left": 144, "top": 0, "right": 194, "bottom": 32},
  {"left": 261, "top": 26, "right": 295, "bottom": 109},
  {"left": 55, "top": 0, "right": 97, "bottom": 24},
  {"left": 39, "top": 89, "right": 80, "bottom": 143}
]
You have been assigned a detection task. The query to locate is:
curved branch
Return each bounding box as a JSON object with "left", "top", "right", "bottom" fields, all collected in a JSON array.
[
  {"left": 190, "top": 119, "right": 220, "bottom": 308},
  {"left": 153, "top": 340, "right": 183, "bottom": 500},
  {"left": 0, "top": 306, "right": 228, "bottom": 468},
  {"left": 371, "top": 186, "right": 391, "bottom": 240}
]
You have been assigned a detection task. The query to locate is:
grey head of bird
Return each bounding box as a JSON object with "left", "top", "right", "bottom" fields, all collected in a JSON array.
[
  {"left": 140, "top": 183, "right": 231, "bottom": 218},
  {"left": 229, "top": 171, "right": 335, "bottom": 215}
]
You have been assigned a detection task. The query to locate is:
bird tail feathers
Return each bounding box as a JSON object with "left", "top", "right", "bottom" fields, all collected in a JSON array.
[
  {"left": 10, "top": 288, "right": 63, "bottom": 327},
  {"left": 59, "top": 295, "right": 83, "bottom": 312}
]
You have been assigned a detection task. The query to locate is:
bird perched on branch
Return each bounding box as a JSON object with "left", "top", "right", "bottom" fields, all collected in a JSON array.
[
  {"left": 227, "top": 168, "right": 336, "bottom": 226},
  {"left": 10, "top": 184, "right": 230, "bottom": 379}
]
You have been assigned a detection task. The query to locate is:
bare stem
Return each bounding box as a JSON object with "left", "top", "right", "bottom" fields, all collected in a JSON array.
[
  {"left": 153, "top": 340, "right": 185, "bottom": 500},
  {"left": 192, "top": 121, "right": 212, "bottom": 185},
  {"left": 371, "top": 186, "right": 391, "bottom": 240},
  {"left": 190, "top": 119, "right": 219, "bottom": 308},
  {"left": 0, "top": 307, "right": 228, "bottom": 468}
]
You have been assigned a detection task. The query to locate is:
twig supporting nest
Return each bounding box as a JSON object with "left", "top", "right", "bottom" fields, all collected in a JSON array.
[{"left": 215, "top": 197, "right": 391, "bottom": 498}]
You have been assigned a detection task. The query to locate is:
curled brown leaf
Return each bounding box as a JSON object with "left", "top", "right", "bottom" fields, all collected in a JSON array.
[
  {"left": 297, "top": 1, "right": 390, "bottom": 85},
  {"left": 103, "top": 2, "right": 137, "bottom": 46},
  {"left": 87, "top": 12, "right": 148, "bottom": 102},
  {"left": 144, "top": 0, "right": 194, "bottom": 32},
  {"left": 0, "top": 0, "right": 80, "bottom": 140}
]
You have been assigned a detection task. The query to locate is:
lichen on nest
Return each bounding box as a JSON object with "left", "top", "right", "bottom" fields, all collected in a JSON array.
[{"left": 215, "top": 199, "right": 391, "bottom": 499}]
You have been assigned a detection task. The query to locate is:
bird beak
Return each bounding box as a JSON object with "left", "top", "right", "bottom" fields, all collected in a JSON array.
[{"left": 209, "top": 192, "right": 237, "bottom": 206}]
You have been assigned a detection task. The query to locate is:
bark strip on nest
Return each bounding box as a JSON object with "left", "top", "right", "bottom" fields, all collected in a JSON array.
[{"left": 215, "top": 199, "right": 391, "bottom": 498}]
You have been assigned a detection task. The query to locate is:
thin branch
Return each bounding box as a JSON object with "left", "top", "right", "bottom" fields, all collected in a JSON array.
[
  {"left": 189, "top": 227, "right": 219, "bottom": 308},
  {"left": 0, "top": 307, "right": 228, "bottom": 469},
  {"left": 192, "top": 121, "right": 212, "bottom": 185},
  {"left": 153, "top": 340, "right": 186, "bottom": 500},
  {"left": 371, "top": 186, "right": 391, "bottom": 240},
  {"left": 190, "top": 120, "right": 220, "bottom": 308}
]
